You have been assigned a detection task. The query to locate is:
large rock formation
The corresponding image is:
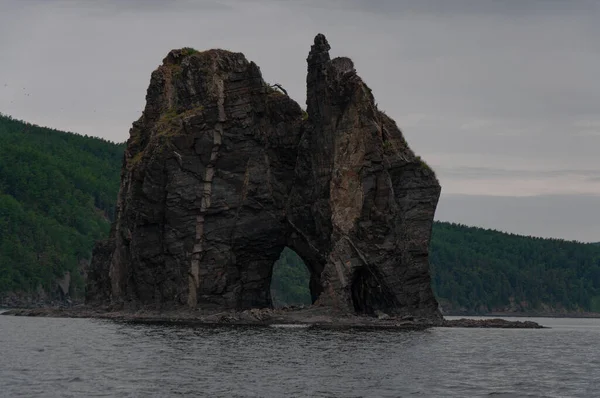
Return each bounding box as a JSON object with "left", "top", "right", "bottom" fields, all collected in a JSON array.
[{"left": 86, "top": 35, "right": 442, "bottom": 323}]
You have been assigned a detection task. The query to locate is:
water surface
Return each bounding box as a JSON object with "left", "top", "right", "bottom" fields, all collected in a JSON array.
[{"left": 0, "top": 313, "right": 598, "bottom": 397}]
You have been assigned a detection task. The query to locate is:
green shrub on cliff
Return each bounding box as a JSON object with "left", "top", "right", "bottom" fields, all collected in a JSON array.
[{"left": 181, "top": 47, "right": 199, "bottom": 56}]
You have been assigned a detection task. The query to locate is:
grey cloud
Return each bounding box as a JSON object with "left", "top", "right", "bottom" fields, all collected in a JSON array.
[
  {"left": 6, "top": 0, "right": 231, "bottom": 12},
  {"left": 0, "top": 0, "right": 599, "bottom": 240},
  {"left": 436, "top": 194, "right": 600, "bottom": 242},
  {"left": 295, "top": 0, "right": 600, "bottom": 18},
  {"left": 436, "top": 166, "right": 599, "bottom": 180}
]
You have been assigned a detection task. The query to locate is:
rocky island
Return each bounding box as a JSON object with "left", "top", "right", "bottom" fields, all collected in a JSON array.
[{"left": 3, "top": 34, "right": 543, "bottom": 329}]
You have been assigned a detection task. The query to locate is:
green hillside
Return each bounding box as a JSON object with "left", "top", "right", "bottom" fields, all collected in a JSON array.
[
  {"left": 2, "top": 112, "right": 599, "bottom": 314},
  {"left": 0, "top": 113, "right": 124, "bottom": 298},
  {"left": 274, "top": 225, "right": 600, "bottom": 313},
  {"left": 430, "top": 222, "right": 600, "bottom": 313},
  {"left": 271, "top": 248, "right": 312, "bottom": 307}
]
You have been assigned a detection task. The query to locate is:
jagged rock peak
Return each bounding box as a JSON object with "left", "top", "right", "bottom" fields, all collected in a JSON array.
[
  {"left": 309, "top": 33, "right": 331, "bottom": 58},
  {"left": 86, "top": 34, "right": 442, "bottom": 325},
  {"left": 162, "top": 47, "right": 237, "bottom": 65}
]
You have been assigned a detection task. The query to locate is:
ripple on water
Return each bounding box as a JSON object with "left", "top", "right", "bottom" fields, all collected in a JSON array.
[{"left": 0, "top": 316, "right": 599, "bottom": 397}]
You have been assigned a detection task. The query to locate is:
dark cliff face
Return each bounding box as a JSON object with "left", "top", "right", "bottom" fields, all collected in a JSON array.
[{"left": 86, "top": 35, "right": 442, "bottom": 323}]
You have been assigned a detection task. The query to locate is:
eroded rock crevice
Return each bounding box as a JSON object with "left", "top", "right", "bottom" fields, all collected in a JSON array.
[
  {"left": 188, "top": 77, "right": 226, "bottom": 308},
  {"left": 86, "top": 35, "right": 442, "bottom": 324}
]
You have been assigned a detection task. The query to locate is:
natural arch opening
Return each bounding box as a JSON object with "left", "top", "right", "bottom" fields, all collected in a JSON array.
[{"left": 270, "top": 247, "right": 312, "bottom": 308}]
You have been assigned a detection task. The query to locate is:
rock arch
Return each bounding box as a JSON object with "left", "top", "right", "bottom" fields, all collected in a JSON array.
[
  {"left": 86, "top": 34, "right": 442, "bottom": 323},
  {"left": 269, "top": 247, "right": 312, "bottom": 308}
]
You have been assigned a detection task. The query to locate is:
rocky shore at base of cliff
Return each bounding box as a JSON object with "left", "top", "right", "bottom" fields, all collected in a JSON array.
[
  {"left": 447, "top": 311, "right": 600, "bottom": 319},
  {"left": 441, "top": 318, "right": 545, "bottom": 329},
  {"left": 1, "top": 306, "right": 546, "bottom": 329}
]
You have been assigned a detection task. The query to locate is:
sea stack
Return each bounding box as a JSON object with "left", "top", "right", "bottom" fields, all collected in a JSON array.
[{"left": 86, "top": 34, "right": 442, "bottom": 324}]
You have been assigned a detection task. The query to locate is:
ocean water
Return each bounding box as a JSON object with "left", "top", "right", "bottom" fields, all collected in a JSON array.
[{"left": 0, "top": 312, "right": 599, "bottom": 397}]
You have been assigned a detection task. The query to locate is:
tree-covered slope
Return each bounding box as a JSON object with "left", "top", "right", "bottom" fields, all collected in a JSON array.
[
  {"left": 2, "top": 112, "right": 599, "bottom": 313},
  {"left": 273, "top": 224, "right": 600, "bottom": 314},
  {"left": 0, "top": 114, "right": 124, "bottom": 298},
  {"left": 430, "top": 222, "right": 600, "bottom": 313},
  {"left": 270, "top": 248, "right": 312, "bottom": 307}
]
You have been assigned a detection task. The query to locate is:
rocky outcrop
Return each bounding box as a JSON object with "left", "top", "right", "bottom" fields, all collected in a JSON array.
[
  {"left": 1, "top": 270, "right": 78, "bottom": 308},
  {"left": 1, "top": 307, "right": 546, "bottom": 330},
  {"left": 86, "top": 35, "right": 442, "bottom": 324},
  {"left": 442, "top": 318, "right": 545, "bottom": 329}
]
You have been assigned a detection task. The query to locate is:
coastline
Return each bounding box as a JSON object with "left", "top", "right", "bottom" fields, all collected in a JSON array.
[
  {"left": 443, "top": 311, "right": 600, "bottom": 319},
  {"left": 1, "top": 306, "right": 546, "bottom": 329}
]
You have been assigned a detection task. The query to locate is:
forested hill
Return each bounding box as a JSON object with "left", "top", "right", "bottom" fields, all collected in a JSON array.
[
  {"left": 0, "top": 113, "right": 124, "bottom": 301},
  {"left": 430, "top": 222, "right": 600, "bottom": 314},
  {"left": 2, "top": 112, "right": 600, "bottom": 314},
  {"left": 272, "top": 224, "right": 600, "bottom": 314}
]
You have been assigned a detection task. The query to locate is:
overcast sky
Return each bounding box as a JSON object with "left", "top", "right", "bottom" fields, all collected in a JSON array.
[{"left": 1, "top": 0, "right": 599, "bottom": 241}]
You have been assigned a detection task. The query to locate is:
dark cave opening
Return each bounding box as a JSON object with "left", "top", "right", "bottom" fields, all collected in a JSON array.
[{"left": 351, "top": 266, "right": 396, "bottom": 315}]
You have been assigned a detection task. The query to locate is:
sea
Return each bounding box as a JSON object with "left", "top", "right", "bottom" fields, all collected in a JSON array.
[{"left": 0, "top": 310, "right": 598, "bottom": 397}]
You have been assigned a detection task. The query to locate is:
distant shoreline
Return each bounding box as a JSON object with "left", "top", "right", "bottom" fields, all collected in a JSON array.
[
  {"left": 1, "top": 306, "right": 546, "bottom": 329},
  {"left": 3, "top": 305, "right": 598, "bottom": 321},
  {"left": 443, "top": 311, "right": 600, "bottom": 319}
]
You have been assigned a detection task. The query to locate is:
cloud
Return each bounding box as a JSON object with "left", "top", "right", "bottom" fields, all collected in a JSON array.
[
  {"left": 0, "top": 0, "right": 598, "bottom": 239},
  {"left": 459, "top": 119, "right": 492, "bottom": 131},
  {"left": 433, "top": 166, "right": 600, "bottom": 197},
  {"left": 436, "top": 193, "right": 600, "bottom": 242},
  {"left": 301, "top": 0, "right": 600, "bottom": 18},
  {"left": 436, "top": 166, "right": 599, "bottom": 180}
]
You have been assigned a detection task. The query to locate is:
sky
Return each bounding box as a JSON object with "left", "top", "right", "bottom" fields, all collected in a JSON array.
[{"left": 1, "top": 0, "right": 599, "bottom": 241}]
